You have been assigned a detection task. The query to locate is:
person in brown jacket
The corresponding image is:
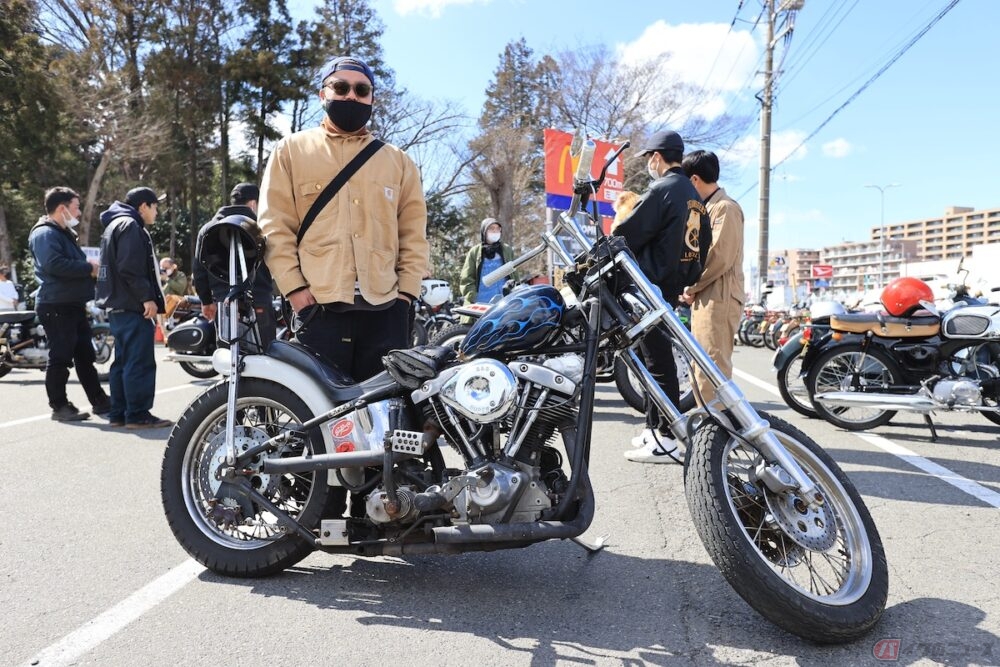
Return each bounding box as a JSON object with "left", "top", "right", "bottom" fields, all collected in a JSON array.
[
  {"left": 259, "top": 55, "right": 429, "bottom": 381},
  {"left": 680, "top": 150, "right": 745, "bottom": 403}
]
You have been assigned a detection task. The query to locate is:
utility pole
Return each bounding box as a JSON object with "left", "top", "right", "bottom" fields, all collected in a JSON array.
[{"left": 757, "top": 0, "right": 804, "bottom": 301}]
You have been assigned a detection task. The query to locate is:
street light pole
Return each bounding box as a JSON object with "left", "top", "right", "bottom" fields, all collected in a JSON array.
[{"left": 865, "top": 183, "right": 901, "bottom": 288}]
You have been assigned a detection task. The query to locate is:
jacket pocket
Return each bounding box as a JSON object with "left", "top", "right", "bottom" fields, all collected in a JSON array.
[
  {"left": 299, "top": 243, "right": 344, "bottom": 287},
  {"left": 366, "top": 248, "right": 397, "bottom": 294}
]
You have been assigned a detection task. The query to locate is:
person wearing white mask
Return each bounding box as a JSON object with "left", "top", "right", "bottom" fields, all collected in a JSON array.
[
  {"left": 459, "top": 218, "right": 517, "bottom": 306},
  {"left": 27, "top": 187, "right": 110, "bottom": 422}
]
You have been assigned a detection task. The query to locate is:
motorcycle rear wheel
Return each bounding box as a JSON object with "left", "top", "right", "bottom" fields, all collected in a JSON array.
[
  {"left": 161, "top": 378, "right": 329, "bottom": 577},
  {"left": 807, "top": 343, "right": 900, "bottom": 431},
  {"left": 179, "top": 360, "right": 219, "bottom": 379},
  {"left": 685, "top": 411, "right": 888, "bottom": 643}
]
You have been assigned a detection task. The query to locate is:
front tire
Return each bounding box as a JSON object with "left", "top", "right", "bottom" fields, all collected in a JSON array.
[
  {"left": 161, "top": 378, "right": 329, "bottom": 577},
  {"left": 807, "top": 343, "right": 900, "bottom": 431},
  {"left": 777, "top": 352, "right": 817, "bottom": 418},
  {"left": 685, "top": 411, "right": 888, "bottom": 643}
]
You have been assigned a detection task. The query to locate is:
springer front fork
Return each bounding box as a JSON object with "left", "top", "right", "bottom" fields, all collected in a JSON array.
[{"left": 610, "top": 254, "right": 820, "bottom": 502}]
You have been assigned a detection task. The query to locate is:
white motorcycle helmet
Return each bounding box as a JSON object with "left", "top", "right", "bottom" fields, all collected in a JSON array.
[{"left": 420, "top": 279, "right": 452, "bottom": 307}]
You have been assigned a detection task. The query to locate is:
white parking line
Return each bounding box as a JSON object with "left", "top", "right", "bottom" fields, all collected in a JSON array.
[
  {"left": 20, "top": 559, "right": 204, "bottom": 667},
  {"left": 732, "top": 367, "right": 1000, "bottom": 509},
  {"left": 0, "top": 384, "right": 196, "bottom": 430}
]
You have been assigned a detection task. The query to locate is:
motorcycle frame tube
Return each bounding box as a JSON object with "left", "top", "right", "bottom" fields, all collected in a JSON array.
[{"left": 612, "top": 249, "right": 820, "bottom": 500}]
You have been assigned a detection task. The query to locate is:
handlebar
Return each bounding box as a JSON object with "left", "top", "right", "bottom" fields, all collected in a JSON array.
[{"left": 481, "top": 135, "right": 630, "bottom": 287}]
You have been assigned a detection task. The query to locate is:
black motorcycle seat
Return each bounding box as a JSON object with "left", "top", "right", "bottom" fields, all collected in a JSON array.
[
  {"left": 830, "top": 311, "right": 940, "bottom": 337},
  {"left": 0, "top": 311, "right": 36, "bottom": 324},
  {"left": 264, "top": 339, "right": 394, "bottom": 402}
]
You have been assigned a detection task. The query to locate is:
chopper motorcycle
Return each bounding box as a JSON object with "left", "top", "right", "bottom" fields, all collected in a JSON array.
[
  {"left": 804, "top": 276, "right": 1000, "bottom": 436},
  {"left": 161, "top": 137, "right": 887, "bottom": 643}
]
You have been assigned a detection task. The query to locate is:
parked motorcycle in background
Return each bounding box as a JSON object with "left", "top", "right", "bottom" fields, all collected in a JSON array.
[
  {"left": 804, "top": 276, "right": 1000, "bottom": 437},
  {"left": 772, "top": 300, "right": 847, "bottom": 418},
  {"left": 161, "top": 136, "right": 887, "bottom": 643},
  {"left": 411, "top": 279, "right": 456, "bottom": 346},
  {"left": 0, "top": 292, "right": 112, "bottom": 380}
]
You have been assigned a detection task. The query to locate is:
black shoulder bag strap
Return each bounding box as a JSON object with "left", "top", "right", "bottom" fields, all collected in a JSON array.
[{"left": 295, "top": 138, "right": 385, "bottom": 245}]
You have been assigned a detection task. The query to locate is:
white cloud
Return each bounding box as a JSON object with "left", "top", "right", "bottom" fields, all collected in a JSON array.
[
  {"left": 618, "top": 21, "right": 759, "bottom": 120},
  {"left": 723, "top": 130, "right": 807, "bottom": 169},
  {"left": 393, "top": 0, "right": 491, "bottom": 17},
  {"left": 822, "top": 138, "right": 852, "bottom": 158}
]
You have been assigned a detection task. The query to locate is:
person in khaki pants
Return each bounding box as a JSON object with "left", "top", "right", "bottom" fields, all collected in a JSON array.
[{"left": 680, "top": 150, "right": 745, "bottom": 403}]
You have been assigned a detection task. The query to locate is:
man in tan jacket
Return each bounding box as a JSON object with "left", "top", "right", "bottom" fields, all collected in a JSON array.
[
  {"left": 680, "top": 150, "right": 745, "bottom": 403},
  {"left": 259, "top": 55, "right": 428, "bottom": 382}
]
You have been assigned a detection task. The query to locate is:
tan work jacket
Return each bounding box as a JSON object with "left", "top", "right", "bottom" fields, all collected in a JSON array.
[
  {"left": 687, "top": 187, "right": 745, "bottom": 307},
  {"left": 259, "top": 119, "right": 429, "bottom": 305}
]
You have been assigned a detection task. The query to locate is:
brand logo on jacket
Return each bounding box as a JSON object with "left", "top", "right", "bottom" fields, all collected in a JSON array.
[{"left": 384, "top": 187, "right": 394, "bottom": 201}]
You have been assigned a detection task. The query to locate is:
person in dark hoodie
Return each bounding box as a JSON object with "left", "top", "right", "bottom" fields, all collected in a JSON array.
[
  {"left": 459, "top": 217, "right": 517, "bottom": 306},
  {"left": 28, "top": 187, "right": 111, "bottom": 422},
  {"left": 192, "top": 182, "right": 276, "bottom": 348},
  {"left": 96, "top": 186, "right": 172, "bottom": 430}
]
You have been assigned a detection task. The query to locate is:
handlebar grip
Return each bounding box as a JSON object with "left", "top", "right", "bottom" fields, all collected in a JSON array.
[
  {"left": 574, "top": 139, "right": 596, "bottom": 181},
  {"left": 482, "top": 262, "right": 516, "bottom": 287}
]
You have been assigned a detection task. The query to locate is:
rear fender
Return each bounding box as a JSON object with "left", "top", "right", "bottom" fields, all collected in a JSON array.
[
  {"left": 772, "top": 332, "right": 804, "bottom": 370},
  {"left": 211, "top": 349, "right": 355, "bottom": 487}
]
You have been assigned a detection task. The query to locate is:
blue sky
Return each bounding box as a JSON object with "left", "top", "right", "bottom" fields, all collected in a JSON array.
[{"left": 292, "top": 0, "right": 995, "bottom": 261}]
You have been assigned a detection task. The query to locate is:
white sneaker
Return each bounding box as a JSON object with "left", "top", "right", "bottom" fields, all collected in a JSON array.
[{"left": 624, "top": 428, "right": 683, "bottom": 464}]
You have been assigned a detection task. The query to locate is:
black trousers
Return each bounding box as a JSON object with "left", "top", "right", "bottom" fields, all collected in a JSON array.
[
  {"left": 295, "top": 299, "right": 411, "bottom": 381},
  {"left": 36, "top": 303, "right": 107, "bottom": 410},
  {"left": 638, "top": 323, "right": 680, "bottom": 434}
]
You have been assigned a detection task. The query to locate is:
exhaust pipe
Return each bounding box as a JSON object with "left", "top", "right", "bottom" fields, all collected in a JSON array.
[{"left": 814, "top": 391, "right": 937, "bottom": 412}]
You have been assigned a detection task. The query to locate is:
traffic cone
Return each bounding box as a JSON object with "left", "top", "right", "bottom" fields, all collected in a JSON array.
[{"left": 154, "top": 321, "right": 165, "bottom": 344}]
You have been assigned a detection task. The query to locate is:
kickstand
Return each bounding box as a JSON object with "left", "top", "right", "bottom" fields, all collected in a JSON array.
[
  {"left": 924, "top": 414, "right": 938, "bottom": 442},
  {"left": 570, "top": 534, "right": 608, "bottom": 554}
]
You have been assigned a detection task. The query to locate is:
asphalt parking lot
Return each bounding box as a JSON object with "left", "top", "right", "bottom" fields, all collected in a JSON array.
[{"left": 2, "top": 343, "right": 999, "bottom": 666}]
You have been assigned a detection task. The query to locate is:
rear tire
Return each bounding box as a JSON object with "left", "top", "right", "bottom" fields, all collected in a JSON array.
[
  {"left": 685, "top": 411, "right": 888, "bottom": 643},
  {"left": 179, "top": 360, "right": 218, "bottom": 379},
  {"left": 161, "top": 378, "right": 329, "bottom": 577},
  {"left": 807, "top": 343, "right": 899, "bottom": 431}
]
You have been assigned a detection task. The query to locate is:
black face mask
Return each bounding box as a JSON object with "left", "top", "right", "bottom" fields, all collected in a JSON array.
[{"left": 324, "top": 99, "right": 372, "bottom": 133}]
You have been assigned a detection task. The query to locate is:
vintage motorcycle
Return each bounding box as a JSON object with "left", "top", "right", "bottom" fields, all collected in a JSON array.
[
  {"left": 161, "top": 137, "right": 887, "bottom": 642},
  {"left": 0, "top": 299, "right": 113, "bottom": 379},
  {"left": 411, "top": 279, "right": 457, "bottom": 346},
  {"left": 804, "top": 276, "right": 1000, "bottom": 437}
]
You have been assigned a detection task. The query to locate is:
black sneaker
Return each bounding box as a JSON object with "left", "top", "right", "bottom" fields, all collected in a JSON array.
[
  {"left": 126, "top": 415, "right": 174, "bottom": 430},
  {"left": 92, "top": 400, "right": 112, "bottom": 418},
  {"left": 52, "top": 403, "right": 90, "bottom": 422}
]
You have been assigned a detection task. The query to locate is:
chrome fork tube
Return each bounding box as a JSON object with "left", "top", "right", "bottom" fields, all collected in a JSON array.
[{"left": 615, "top": 252, "right": 819, "bottom": 500}]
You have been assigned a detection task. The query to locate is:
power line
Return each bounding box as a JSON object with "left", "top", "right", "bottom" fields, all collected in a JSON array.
[{"left": 771, "top": 0, "right": 962, "bottom": 171}]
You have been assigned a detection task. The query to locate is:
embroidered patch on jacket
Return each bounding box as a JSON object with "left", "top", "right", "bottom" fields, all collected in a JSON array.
[{"left": 384, "top": 187, "right": 395, "bottom": 201}]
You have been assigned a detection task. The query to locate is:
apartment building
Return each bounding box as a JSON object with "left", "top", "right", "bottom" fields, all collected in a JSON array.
[
  {"left": 820, "top": 239, "right": 920, "bottom": 292},
  {"left": 872, "top": 205, "right": 1000, "bottom": 261}
]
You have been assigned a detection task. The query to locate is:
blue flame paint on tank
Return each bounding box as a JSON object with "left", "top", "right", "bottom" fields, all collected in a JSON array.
[{"left": 461, "top": 285, "right": 565, "bottom": 357}]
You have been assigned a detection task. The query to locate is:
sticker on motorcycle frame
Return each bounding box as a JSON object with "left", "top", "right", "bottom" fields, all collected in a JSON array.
[{"left": 330, "top": 419, "right": 354, "bottom": 439}]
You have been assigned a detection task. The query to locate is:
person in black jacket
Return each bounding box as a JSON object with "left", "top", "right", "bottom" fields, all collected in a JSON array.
[
  {"left": 193, "top": 182, "right": 276, "bottom": 349},
  {"left": 95, "top": 187, "right": 172, "bottom": 430},
  {"left": 614, "top": 130, "right": 711, "bottom": 464},
  {"left": 28, "top": 187, "right": 111, "bottom": 422}
]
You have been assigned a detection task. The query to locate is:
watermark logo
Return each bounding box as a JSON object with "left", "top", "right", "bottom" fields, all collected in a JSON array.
[{"left": 873, "top": 638, "right": 901, "bottom": 661}]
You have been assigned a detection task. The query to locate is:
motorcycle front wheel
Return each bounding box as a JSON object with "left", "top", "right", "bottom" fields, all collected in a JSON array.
[
  {"left": 776, "top": 352, "right": 817, "bottom": 418},
  {"left": 685, "top": 410, "right": 888, "bottom": 643},
  {"left": 161, "top": 378, "right": 329, "bottom": 577},
  {"left": 612, "top": 351, "right": 695, "bottom": 415},
  {"left": 428, "top": 322, "right": 471, "bottom": 351}
]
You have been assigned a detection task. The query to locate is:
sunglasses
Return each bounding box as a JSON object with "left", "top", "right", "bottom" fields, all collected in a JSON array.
[{"left": 323, "top": 80, "right": 373, "bottom": 98}]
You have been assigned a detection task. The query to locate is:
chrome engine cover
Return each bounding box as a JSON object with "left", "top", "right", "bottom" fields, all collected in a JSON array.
[
  {"left": 931, "top": 379, "right": 982, "bottom": 407},
  {"left": 452, "top": 462, "right": 551, "bottom": 523},
  {"left": 439, "top": 358, "right": 518, "bottom": 423}
]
